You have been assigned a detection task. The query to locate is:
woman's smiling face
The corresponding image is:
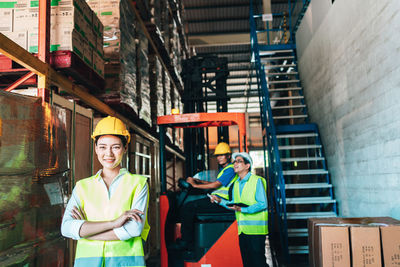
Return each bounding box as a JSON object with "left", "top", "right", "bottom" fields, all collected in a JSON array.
[{"left": 95, "top": 135, "right": 126, "bottom": 170}]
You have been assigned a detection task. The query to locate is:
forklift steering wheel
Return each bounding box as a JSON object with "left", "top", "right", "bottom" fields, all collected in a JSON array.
[{"left": 178, "top": 178, "right": 193, "bottom": 190}]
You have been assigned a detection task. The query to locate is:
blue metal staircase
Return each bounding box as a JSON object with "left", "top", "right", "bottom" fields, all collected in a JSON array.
[{"left": 249, "top": 1, "right": 337, "bottom": 264}]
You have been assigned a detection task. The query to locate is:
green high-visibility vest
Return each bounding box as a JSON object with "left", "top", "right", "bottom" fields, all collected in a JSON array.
[
  {"left": 211, "top": 164, "right": 237, "bottom": 199},
  {"left": 233, "top": 174, "right": 268, "bottom": 235},
  {"left": 74, "top": 173, "right": 150, "bottom": 267}
]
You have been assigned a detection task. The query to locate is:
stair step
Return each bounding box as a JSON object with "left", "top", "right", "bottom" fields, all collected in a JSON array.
[
  {"left": 274, "top": 114, "right": 308, "bottom": 120},
  {"left": 285, "top": 197, "right": 336, "bottom": 204},
  {"left": 279, "top": 144, "right": 321, "bottom": 150},
  {"left": 269, "top": 87, "right": 302, "bottom": 92},
  {"left": 270, "top": 96, "right": 304, "bottom": 101},
  {"left": 287, "top": 211, "right": 337, "bottom": 220},
  {"left": 285, "top": 183, "right": 333, "bottom": 189},
  {"left": 288, "top": 228, "right": 308, "bottom": 237},
  {"left": 259, "top": 49, "right": 293, "bottom": 55},
  {"left": 289, "top": 246, "right": 309, "bottom": 254},
  {"left": 261, "top": 56, "right": 295, "bottom": 60},
  {"left": 277, "top": 133, "right": 318, "bottom": 138},
  {"left": 265, "top": 72, "right": 298, "bottom": 76},
  {"left": 283, "top": 169, "right": 328, "bottom": 175},
  {"left": 264, "top": 64, "right": 297, "bottom": 69},
  {"left": 271, "top": 104, "right": 306, "bottom": 110},
  {"left": 281, "top": 157, "right": 324, "bottom": 162},
  {"left": 268, "top": 80, "right": 300, "bottom": 84}
]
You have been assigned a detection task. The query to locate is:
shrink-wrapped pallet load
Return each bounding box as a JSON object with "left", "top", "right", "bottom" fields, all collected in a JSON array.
[
  {"left": 0, "top": 91, "right": 69, "bottom": 266},
  {"left": 149, "top": 54, "right": 164, "bottom": 129}
]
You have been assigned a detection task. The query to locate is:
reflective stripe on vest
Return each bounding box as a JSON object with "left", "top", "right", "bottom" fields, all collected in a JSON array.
[
  {"left": 74, "top": 173, "right": 149, "bottom": 267},
  {"left": 234, "top": 174, "right": 268, "bottom": 235},
  {"left": 211, "top": 164, "right": 237, "bottom": 199}
]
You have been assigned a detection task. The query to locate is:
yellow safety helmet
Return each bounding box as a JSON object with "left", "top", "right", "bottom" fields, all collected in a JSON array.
[
  {"left": 214, "top": 142, "right": 231, "bottom": 155},
  {"left": 91, "top": 116, "right": 131, "bottom": 144}
]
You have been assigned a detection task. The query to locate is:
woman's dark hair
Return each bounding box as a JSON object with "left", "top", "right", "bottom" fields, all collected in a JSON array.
[{"left": 95, "top": 135, "right": 127, "bottom": 147}]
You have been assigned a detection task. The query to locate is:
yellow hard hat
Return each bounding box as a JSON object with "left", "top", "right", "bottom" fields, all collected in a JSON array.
[
  {"left": 91, "top": 116, "right": 131, "bottom": 144},
  {"left": 214, "top": 142, "right": 231, "bottom": 155}
]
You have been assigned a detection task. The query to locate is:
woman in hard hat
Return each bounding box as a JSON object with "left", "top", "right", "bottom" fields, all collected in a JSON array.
[
  {"left": 61, "top": 116, "right": 150, "bottom": 266},
  {"left": 171, "top": 142, "right": 237, "bottom": 250}
]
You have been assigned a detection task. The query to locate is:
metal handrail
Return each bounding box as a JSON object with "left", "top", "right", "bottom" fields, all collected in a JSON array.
[{"left": 249, "top": 0, "right": 289, "bottom": 259}]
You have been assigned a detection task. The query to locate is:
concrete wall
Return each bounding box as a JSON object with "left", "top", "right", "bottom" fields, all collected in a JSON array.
[{"left": 296, "top": 0, "right": 400, "bottom": 219}]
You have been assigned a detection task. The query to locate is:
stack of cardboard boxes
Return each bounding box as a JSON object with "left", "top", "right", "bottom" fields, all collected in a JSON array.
[
  {"left": 0, "top": 0, "right": 104, "bottom": 77},
  {"left": 308, "top": 217, "right": 400, "bottom": 267}
]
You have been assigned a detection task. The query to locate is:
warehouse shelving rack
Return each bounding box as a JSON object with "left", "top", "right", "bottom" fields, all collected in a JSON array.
[{"left": 0, "top": 0, "right": 185, "bottom": 135}]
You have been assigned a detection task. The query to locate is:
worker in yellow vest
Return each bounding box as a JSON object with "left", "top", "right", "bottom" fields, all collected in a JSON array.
[
  {"left": 61, "top": 116, "right": 150, "bottom": 266},
  {"left": 210, "top": 152, "right": 269, "bottom": 267},
  {"left": 170, "top": 142, "right": 237, "bottom": 250}
]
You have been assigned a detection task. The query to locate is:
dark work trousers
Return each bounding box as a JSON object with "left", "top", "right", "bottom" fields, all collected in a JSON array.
[
  {"left": 180, "top": 197, "right": 233, "bottom": 244},
  {"left": 239, "top": 233, "right": 269, "bottom": 267}
]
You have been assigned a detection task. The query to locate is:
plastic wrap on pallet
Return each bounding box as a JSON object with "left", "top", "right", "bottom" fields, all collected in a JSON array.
[
  {"left": 150, "top": 0, "right": 162, "bottom": 29},
  {"left": 164, "top": 70, "right": 171, "bottom": 116},
  {"left": 149, "top": 55, "right": 164, "bottom": 128},
  {"left": 0, "top": 91, "right": 69, "bottom": 265},
  {"left": 137, "top": 31, "right": 151, "bottom": 126},
  {"left": 118, "top": 0, "right": 138, "bottom": 113},
  {"left": 156, "top": 57, "right": 164, "bottom": 117},
  {"left": 0, "top": 91, "right": 69, "bottom": 176}
]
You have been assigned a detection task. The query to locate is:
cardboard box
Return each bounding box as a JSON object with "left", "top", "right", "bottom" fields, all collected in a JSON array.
[
  {"left": 93, "top": 49, "right": 104, "bottom": 77},
  {"left": 319, "top": 226, "right": 351, "bottom": 267},
  {"left": 86, "top": 0, "right": 99, "bottom": 17},
  {"left": 0, "top": 9, "right": 13, "bottom": 32},
  {"left": 53, "top": 29, "right": 85, "bottom": 58},
  {"left": 350, "top": 226, "right": 382, "bottom": 267},
  {"left": 58, "top": 0, "right": 92, "bottom": 25},
  {"left": 3, "top": 31, "right": 28, "bottom": 49},
  {"left": 82, "top": 38, "right": 92, "bottom": 66},
  {"left": 309, "top": 217, "right": 400, "bottom": 267},
  {"left": 27, "top": 30, "right": 38, "bottom": 52},
  {"left": 96, "top": 34, "right": 103, "bottom": 52},
  {"left": 14, "top": 6, "right": 59, "bottom": 32},
  {"left": 55, "top": 5, "right": 86, "bottom": 37},
  {"left": 380, "top": 226, "right": 400, "bottom": 267}
]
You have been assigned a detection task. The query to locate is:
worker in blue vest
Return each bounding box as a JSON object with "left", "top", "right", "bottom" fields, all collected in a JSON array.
[
  {"left": 170, "top": 142, "right": 237, "bottom": 250},
  {"left": 210, "top": 152, "right": 269, "bottom": 267},
  {"left": 61, "top": 116, "right": 150, "bottom": 266}
]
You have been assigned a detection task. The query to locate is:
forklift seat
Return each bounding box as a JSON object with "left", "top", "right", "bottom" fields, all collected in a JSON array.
[{"left": 195, "top": 211, "right": 236, "bottom": 222}]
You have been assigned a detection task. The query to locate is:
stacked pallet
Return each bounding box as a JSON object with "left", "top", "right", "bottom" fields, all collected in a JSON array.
[
  {"left": 85, "top": 0, "right": 185, "bottom": 130},
  {"left": 0, "top": 91, "right": 70, "bottom": 266},
  {"left": 0, "top": 0, "right": 105, "bottom": 77}
]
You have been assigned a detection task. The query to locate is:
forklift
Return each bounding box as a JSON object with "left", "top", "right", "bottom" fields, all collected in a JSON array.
[{"left": 157, "top": 112, "right": 247, "bottom": 267}]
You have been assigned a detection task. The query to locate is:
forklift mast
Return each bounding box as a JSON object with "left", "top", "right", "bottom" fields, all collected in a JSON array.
[{"left": 181, "top": 56, "right": 230, "bottom": 176}]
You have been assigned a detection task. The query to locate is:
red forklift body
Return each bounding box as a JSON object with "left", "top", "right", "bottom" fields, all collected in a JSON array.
[{"left": 157, "top": 112, "right": 247, "bottom": 267}]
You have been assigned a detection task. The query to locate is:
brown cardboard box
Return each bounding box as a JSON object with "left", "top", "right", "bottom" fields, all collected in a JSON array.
[
  {"left": 0, "top": 9, "right": 13, "bottom": 32},
  {"left": 380, "top": 226, "right": 400, "bottom": 267},
  {"left": 93, "top": 49, "right": 104, "bottom": 77},
  {"left": 82, "top": 37, "right": 92, "bottom": 66},
  {"left": 58, "top": 0, "right": 92, "bottom": 25},
  {"left": 2, "top": 31, "right": 27, "bottom": 49},
  {"left": 350, "top": 226, "right": 382, "bottom": 267},
  {"left": 309, "top": 217, "right": 400, "bottom": 267},
  {"left": 319, "top": 226, "right": 351, "bottom": 267},
  {"left": 55, "top": 6, "right": 86, "bottom": 37}
]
